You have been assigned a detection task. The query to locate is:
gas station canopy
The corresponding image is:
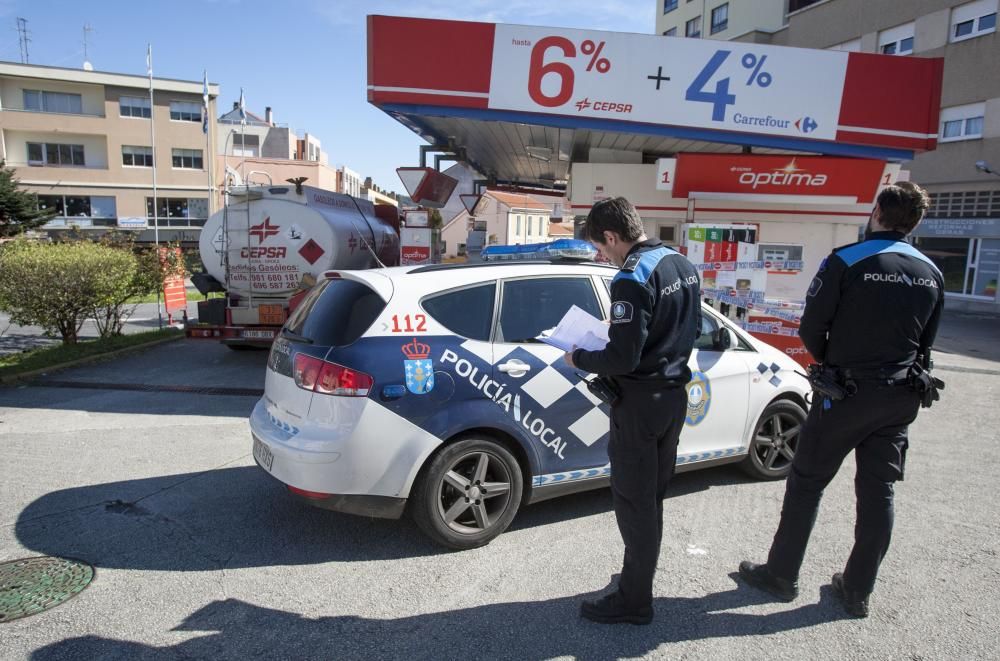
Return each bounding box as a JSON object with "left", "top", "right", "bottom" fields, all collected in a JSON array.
[{"left": 367, "top": 16, "right": 944, "bottom": 192}]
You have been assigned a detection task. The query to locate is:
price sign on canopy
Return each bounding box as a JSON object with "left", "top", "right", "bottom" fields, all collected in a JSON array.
[{"left": 489, "top": 24, "right": 849, "bottom": 142}]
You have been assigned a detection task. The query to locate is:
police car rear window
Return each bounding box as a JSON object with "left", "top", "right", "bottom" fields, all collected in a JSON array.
[
  {"left": 421, "top": 283, "right": 496, "bottom": 342},
  {"left": 285, "top": 278, "right": 386, "bottom": 346}
]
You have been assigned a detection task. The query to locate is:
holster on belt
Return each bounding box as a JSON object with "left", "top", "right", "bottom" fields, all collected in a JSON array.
[
  {"left": 577, "top": 373, "right": 621, "bottom": 406},
  {"left": 806, "top": 364, "right": 855, "bottom": 401},
  {"left": 907, "top": 362, "right": 945, "bottom": 408}
]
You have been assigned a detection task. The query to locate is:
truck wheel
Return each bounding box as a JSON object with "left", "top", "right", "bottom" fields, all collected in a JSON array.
[
  {"left": 411, "top": 437, "right": 523, "bottom": 550},
  {"left": 741, "top": 400, "right": 806, "bottom": 480}
]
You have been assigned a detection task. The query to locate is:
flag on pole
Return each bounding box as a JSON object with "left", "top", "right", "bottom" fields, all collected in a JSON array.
[
  {"left": 238, "top": 87, "right": 246, "bottom": 126},
  {"left": 202, "top": 70, "right": 209, "bottom": 134}
]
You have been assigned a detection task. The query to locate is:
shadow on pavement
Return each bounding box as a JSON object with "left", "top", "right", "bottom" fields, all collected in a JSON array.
[
  {"left": 931, "top": 310, "right": 1000, "bottom": 365},
  {"left": 30, "top": 580, "right": 846, "bottom": 660},
  {"left": 16, "top": 464, "right": 758, "bottom": 571}
]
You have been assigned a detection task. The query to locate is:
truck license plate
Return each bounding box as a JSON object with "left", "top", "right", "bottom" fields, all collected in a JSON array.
[
  {"left": 253, "top": 437, "right": 274, "bottom": 471},
  {"left": 242, "top": 329, "right": 275, "bottom": 340}
]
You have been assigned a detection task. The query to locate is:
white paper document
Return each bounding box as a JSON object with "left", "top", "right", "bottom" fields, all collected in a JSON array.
[{"left": 537, "top": 305, "right": 610, "bottom": 352}]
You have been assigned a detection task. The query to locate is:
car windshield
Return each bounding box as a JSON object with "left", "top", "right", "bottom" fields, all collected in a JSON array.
[{"left": 285, "top": 278, "right": 386, "bottom": 346}]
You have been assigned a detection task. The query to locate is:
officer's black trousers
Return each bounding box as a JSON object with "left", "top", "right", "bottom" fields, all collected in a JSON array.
[
  {"left": 766, "top": 383, "right": 919, "bottom": 595},
  {"left": 608, "top": 384, "right": 688, "bottom": 609}
]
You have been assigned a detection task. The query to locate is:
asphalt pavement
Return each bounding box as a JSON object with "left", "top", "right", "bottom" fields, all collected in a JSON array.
[{"left": 0, "top": 317, "right": 998, "bottom": 659}]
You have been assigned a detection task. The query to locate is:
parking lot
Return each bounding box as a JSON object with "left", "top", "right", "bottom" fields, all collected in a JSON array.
[{"left": 1, "top": 313, "right": 998, "bottom": 660}]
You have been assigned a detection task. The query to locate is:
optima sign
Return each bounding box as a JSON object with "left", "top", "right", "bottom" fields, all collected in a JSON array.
[{"left": 671, "top": 154, "right": 890, "bottom": 202}]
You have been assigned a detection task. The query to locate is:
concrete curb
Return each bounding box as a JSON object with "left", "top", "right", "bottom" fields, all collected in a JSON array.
[{"left": 0, "top": 332, "right": 185, "bottom": 385}]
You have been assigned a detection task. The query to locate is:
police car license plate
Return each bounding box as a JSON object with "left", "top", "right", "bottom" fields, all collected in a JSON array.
[
  {"left": 253, "top": 437, "right": 274, "bottom": 471},
  {"left": 242, "top": 329, "right": 275, "bottom": 340}
]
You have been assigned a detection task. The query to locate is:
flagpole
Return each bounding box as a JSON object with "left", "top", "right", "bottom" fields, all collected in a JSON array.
[
  {"left": 204, "top": 70, "right": 213, "bottom": 215},
  {"left": 147, "top": 43, "right": 163, "bottom": 329}
]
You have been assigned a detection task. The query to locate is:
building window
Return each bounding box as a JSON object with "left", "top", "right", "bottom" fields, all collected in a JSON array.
[
  {"left": 663, "top": 27, "right": 677, "bottom": 36},
  {"left": 951, "top": 0, "right": 998, "bottom": 42},
  {"left": 232, "top": 133, "right": 260, "bottom": 157},
  {"left": 710, "top": 4, "right": 729, "bottom": 34},
  {"left": 22, "top": 90, "right": 83, "bottom": 114},
  {"left": 170, "top": 101, "right": 202, "bottom": 122},
  {"left": 146, "top": 197, "right": 209, "bottom": 226},
  {"left": 527, "top": 215, "right": 533, "bottom": 237},
  {"left": 122, "top": 146, "right": 154, "bottom": 167},
  {"left": 26, "top": 142, "right": 85, "bottom": 167},
  {"left": 940, "top": 103, "right": 986, "bottom": 142},
  {"left": 36, "top": 195, "right": 117, "bottom": 227},
  {"left": 663, "top": 0, "right": 678, "bottom": 12},
  {"left": 912, "top": 236, "right": 998, "bottom": 298},
  {"left": 878, "top": 22, "right": 915, "bottom": 55},
  {"left": 119, "top": 96, "right": 151, "bottom": 118},
  {"left": 659, "top": 226, "right": 677, "bottom": 244},
  {"left": 686, "top": 16, "right": 702, "bottom": 37},
  {"left": 515, "top": 215, "right": 521, "bottom": 236},
  {"left": 538, "top": 218, "right": 544, "bottom": 235},
  {"left": 171, "top": 148, "right": 204, "bottom": 169}
]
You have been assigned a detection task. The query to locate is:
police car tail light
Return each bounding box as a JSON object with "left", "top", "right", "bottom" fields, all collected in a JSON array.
[{"left": 293, "top": 354, "right": 372, "bottom": 397}]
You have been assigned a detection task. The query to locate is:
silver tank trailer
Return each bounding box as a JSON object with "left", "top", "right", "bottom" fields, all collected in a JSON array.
[{"left": 200, "top": 184, "right": 400, "bottom": 299}]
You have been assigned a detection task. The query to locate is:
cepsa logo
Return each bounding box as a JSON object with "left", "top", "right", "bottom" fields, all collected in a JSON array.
[
  {"left": 735, "top": 158, "right": 828, "bottom": 190},
  {"left": 241, "top": 246, "right": 287, "bottom": 258}
]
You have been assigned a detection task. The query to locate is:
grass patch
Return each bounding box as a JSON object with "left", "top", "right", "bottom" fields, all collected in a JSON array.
[
  {"left": 127, "top": 291, "right": 225, "bottom": 304},
  {"left": 0, "top": 328, "right": 183, "bottom": 380}
]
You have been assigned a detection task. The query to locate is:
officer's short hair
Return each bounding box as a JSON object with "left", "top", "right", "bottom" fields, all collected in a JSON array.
[
  {"left": 876, "top": 181, "right": 931, "bottom": 234},
  {"left": 583, "top": 197, "right": 644, "bottom": 244}
]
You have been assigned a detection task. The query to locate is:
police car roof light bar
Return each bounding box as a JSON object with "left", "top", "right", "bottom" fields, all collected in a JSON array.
[{"left": 480, "top": 239, "right": 596, "bottom": 262}]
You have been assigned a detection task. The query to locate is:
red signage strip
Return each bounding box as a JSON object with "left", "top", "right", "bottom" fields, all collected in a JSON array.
[
  {"left": 673, "top": 154, "right": 886, "bottom": 202},
  {"left": 367, "top": 15, "right": 494, "bottom": 108},
  {"left": 836, "top": 53, "right": 944, "bottom": 151}
]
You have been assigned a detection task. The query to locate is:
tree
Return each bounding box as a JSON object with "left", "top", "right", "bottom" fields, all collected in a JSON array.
[
  {"left": 0, "top": 161, "right": 55, "bottom": 238},
  {"left": 429, "top": 208, "right": 443, "bottom": 229}
]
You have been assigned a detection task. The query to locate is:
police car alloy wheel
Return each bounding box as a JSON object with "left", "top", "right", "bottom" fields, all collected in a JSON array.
[
  {"left": 742, "top": 400, "right": 806, "bottom": 480},
  {"left": 411, "top": 437, "right": 524, "bottom": 550}
]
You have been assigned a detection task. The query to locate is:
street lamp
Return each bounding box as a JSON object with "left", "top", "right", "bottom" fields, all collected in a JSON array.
[{"left": 975, "top": 160, "right": 1000, "bottom": 176}]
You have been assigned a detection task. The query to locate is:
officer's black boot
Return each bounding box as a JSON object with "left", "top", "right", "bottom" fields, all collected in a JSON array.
[
  {"left": 832, "top": 573, "right": 870, "bottom": 618},
  {"left": 738, "top": 561, "right": 799, "bottom": 602},
  {"left": 580, "top": 592, "right": 653, "bottom": 625}
]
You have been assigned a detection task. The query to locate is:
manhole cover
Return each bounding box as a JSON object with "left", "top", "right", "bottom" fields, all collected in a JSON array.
[{"left": 0, "top": 556, "right": 94, "bottom": 623}]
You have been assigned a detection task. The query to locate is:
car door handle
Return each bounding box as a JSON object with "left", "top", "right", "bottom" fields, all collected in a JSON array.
[{"left": 498, "top": 360, "right": 531, "bottom": 375}]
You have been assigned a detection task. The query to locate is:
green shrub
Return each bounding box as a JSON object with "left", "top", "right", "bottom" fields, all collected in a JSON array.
[{"left": 0, "top": 239, "right": 183, "bottom": 344}]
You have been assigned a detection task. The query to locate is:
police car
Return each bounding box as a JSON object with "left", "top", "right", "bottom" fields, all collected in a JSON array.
[{"left": 251, "top": 240, "right": 810, "bottom": 549}]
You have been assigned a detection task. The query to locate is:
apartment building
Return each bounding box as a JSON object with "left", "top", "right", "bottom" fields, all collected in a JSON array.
[
  {"left": 653, "top": 0, "right": 1000, "bottom": 312},
  {"left": 0, "top": 61, "right": 219, "bottom": 244}
]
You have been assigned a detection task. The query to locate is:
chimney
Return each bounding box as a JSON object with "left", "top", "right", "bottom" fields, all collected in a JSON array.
[
  {"left": 265, "top": 106, "right": 273, "bottom": 125},
  {"left": 233, "top": 101, "right": 238, "bottom": 110}
]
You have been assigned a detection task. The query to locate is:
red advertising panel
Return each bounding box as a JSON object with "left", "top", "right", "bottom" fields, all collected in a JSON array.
[{"left": 673, "top": 154, "right": 887, "bottom": 202}]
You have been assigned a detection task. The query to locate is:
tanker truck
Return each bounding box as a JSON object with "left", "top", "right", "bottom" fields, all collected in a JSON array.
[{"left": 188, "top": 182, "right": 400, "bottom": 347}]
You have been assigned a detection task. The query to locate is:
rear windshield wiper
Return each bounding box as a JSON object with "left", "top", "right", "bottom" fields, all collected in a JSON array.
[{"left": 281, "top": 328, "right": 314, "bottom": 344}]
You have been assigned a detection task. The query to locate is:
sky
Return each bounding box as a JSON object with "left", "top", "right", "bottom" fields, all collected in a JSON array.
[{"left": 0, "top": 0, "right": 655, "bottom": 196}]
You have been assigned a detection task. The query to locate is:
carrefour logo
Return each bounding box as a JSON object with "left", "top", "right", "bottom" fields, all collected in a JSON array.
[{"left": 795, "top": 117, "right": 819, "bottom": 134}]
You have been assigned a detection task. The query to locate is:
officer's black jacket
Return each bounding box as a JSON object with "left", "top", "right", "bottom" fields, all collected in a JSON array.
[
  {"left": 800, "top": 230, "right": 944, "bottom": 370},
  {"left": 574, "top": 239, "right": 701, "bottom": 386}
]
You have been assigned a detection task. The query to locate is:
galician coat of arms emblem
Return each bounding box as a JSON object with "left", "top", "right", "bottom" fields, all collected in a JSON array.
[{"left": 402, "top": 338, "right": 434, "bottom": 395}]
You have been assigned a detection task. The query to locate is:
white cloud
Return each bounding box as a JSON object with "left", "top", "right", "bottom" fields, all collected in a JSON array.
[{"left": 313, "top": 0, "right": 654, "bottom": 34}]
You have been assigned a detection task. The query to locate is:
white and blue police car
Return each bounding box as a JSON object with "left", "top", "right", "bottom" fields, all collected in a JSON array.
[{"left": 251, "top": 240, "right": 810, "bottom": 549}]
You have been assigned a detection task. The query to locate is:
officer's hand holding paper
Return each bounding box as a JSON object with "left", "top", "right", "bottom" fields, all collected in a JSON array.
[{"left": 538, "top": 305, "right": 609, "bottom": 352}]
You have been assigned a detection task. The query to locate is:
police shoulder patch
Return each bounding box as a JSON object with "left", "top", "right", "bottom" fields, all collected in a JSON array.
[
  {"left": 807, "top": 276, "right": 823, "bottom": 298},
  {"left": 621, "top": 254, "right": 641, "bottom": 272},
  {"left": 610, "top": 300, "right": 634, "bottom": 324}
]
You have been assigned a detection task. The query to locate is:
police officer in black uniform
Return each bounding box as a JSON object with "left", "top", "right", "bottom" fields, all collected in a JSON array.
[
  {"left": 739, "top": 181, "right": 944, "bottom": 618},
  {"left": 565, "top": 197, "right": 701, "bottom": 625}
]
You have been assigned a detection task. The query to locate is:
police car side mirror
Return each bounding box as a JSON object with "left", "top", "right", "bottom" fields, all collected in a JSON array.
[{"left": 713, "top": 327, "right": 735, "bottom": 351}]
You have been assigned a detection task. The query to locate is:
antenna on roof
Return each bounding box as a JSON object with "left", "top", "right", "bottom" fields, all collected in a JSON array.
[
  {"left": 82, "top": 23, "right": 94, "bottom": 70},
  {"left": 16, "top": 17, "right": 30, "bottom": 64}
]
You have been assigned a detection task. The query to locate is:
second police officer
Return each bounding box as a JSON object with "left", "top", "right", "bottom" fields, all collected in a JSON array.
[
  {"left": 565, "top": 196, "right": 701, "bottom": 625},
  {"left": 738, "top": 181, "right": 944, "bottom": 618}
]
